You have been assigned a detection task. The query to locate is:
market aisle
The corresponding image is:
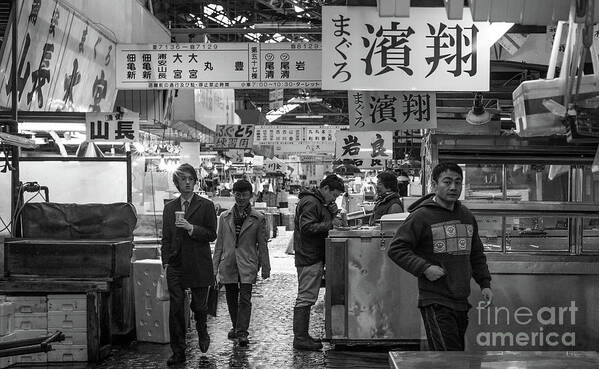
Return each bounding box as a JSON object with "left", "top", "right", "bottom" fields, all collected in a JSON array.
[{"left": 90, "top": 228, "right": 329, "bottom": 369}]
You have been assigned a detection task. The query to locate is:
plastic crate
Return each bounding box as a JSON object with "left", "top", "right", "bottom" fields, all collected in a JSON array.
[
  {"left": 47, "top": 345, "right": 87, "bottom": 362},
  {"left": 47, "top": 294, "right": 87, "bottom": 312},
  {"left": 48, "top": 311, "right": 86, "bottom": 330},
  {"left": 14, "top": 313, "right": 47, "bottom": 330},
  {"left": 0, "top": 302, "right": 15, "bottom": 336},
  {"left": 6, "top": 296, "right": 47, "bottom": 314},
  {"left": 59, "top": 329, "right": 87, "bottom": 346},
  {"left": 13, "top": 352, "right": 47, "bottom": 364}
]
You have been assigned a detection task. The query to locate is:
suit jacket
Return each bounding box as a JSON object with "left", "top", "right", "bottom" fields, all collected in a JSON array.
[
  {"left": 161, "top": 193, "right": 217, "bottom": 288},
  {"left": 213, "top": 208, "right": 270, "bottom": 284}
]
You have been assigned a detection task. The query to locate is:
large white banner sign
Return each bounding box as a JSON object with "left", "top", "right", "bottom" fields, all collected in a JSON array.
[
  {"left": 348, "top": 91, "right": 437, "bottom": 131},
  {"left": 0, "top": 0, "right": 117, "bottom": 112},
  {"left": 117, "top": 42, "right": 321, "bottom": 89},
  {"left": 322, "top": 6, "right": 511, "bottom": 91},
  {"left": 335, "top": 131, "right": 393, "bottom": 167}
]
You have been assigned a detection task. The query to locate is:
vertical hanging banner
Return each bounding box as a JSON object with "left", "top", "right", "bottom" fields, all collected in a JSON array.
[
  {"left": 0, "top": 0, "right": 117, "bottom": 112},
  {"left": 322, "top": 6, "right": 512, "bottom": 91},
  {"left": 348, "top": 91, "right": 437, "bottom": 131},
  {"left": 116, "top": 42, "right": 321, "bottom": 89},
  {"left": 335, "top": 131, "right": 393, "bottom": 168},
  {"left": 86, "top": 111, "right": 140, "bottom": 142},
  {"left": 215, "top": 124, "right": 255, "bottom": 149}
]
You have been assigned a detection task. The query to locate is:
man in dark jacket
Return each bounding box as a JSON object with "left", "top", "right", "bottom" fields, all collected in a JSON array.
[
  {"left": 388, "top": 162, "right": 493, "bottom": 351},
  {"left": 161, "top": 163, "right": 217, "bottom": 365},
  {"left": 369, "top": 170, "right": 404, "bottom": 225},
  {"left": 293, "top": 174, "right": 345, "bottom": 351}
]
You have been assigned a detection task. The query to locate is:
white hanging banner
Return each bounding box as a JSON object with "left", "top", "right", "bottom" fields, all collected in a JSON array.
[
  {"left": 0, "top": 0, "right": 117, "bottom": 112},
  {"left": 335, "top": 131, "right": 393, "bottom": 166},
  {"left": 348, "top": 91, "right": 437, "bottom": 131},
  {"left": 116, "top": 42, "right": 321, "bottom": 89},
  {"left": 322, "top": 6, "right": 512, "bottom": 91}
]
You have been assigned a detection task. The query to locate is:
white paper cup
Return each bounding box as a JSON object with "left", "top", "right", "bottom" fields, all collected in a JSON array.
[{"left": 175, "top": 211, "right": 185, "bottom": 222}]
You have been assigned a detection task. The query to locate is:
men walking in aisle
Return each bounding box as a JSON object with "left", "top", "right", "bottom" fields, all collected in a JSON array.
[
  {"left": 213, "top": 179, "right": 271, "bottom": 347},
  {"left": 293, "top": 174, "right": 345, "bottom": 350},
  {"left": 161, "top": 163, "right": 218, "bottom": 365}
]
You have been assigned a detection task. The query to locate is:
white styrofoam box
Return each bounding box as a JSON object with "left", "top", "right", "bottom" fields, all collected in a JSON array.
[
  {"left": 48, "top": 311, "right": 86, "bottom": 330},
  {"left": 133, "top": 259, "right": 172, "bottom": 343},
  {"left": 6, "top": 296, "right": 47, "bottom": 314},
  {"left": 0, "top": 302, "right": 14, "bottom": 336},
  {"left": 14, "top": 313, "right": 47, "bottom": 330},
  {"left": 13, "top": 352, "right": 47, "bottom": 364},
  {"left": 47, "top": 294, "right": 87, "bottom": 312},
  {"left": 0, "top": 356, "right": 13, "bottom": 369},
  {"left": 58, "top": 329, "right": 87, "bottom": 346},
  {"left": 136, "top": 300, "right": 169, "bottom": 343},
  {"left": 0, "top": 329, "right": 47, "bottom": 343},
  {"left": 47, "top": 345, "right": 87, "bottom": 362}
]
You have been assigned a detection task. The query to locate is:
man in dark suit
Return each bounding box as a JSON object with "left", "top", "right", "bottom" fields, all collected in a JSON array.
[{"left": 161, "top": 163, "right": 217, "bottom": 365}]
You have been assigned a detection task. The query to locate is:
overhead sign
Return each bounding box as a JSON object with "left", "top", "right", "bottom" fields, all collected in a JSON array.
[
  {"left": 349, "top": 91, "right": 437, "bottom": 131},
  {"left": 322, "top": 6, "right": 512, "bottom": 91},
  {"left": 253, "top": 124, "right": 342, "bottom": 144},
  {"left": 0, "top": 0, "right": 117, "bottom": 112},
  {"left": 86, "top": 111, "right": 140, "bottom": 142},
  {"left": 116, "top": 42, "right": 321, "bottom": 89},
  {"left": 215, "top": 124, "right": 254, "bottom": 149},
  {"left": 335, "top": 131, "right": 393, "bottom": 165},
  {"left": 274, "top": 141, "right": 335, "bottom": 155}
]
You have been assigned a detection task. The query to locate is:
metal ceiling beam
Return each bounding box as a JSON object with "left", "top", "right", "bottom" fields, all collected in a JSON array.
[{"left": 170, "top": 26, "right": 322, "bottom": 35}]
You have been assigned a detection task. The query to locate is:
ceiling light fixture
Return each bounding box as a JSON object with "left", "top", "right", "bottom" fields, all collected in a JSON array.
[{"left": 466, "top": 93, "right": 491, "bottom": 125}]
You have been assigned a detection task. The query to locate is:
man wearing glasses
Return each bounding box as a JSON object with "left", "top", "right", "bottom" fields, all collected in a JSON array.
[
  {"left": 213, "top": 179, "right": 271, "bottom": 347},
  {"left": 161, "top": 163, "right": 217, "bottom": 365}
]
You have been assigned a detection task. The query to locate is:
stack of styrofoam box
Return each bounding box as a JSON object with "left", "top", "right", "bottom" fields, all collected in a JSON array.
[
  {"left": 47, "top": 294, "right": 87, "bottom": 362},
  {"left": 133, "top": 259, "right": 170, "bottom": 343},
  {"left": 6, "top": 296, "right": 48, "bottom": 365},
  {"left": 0, "top": 296, "right": 15, "bottom": 369}
]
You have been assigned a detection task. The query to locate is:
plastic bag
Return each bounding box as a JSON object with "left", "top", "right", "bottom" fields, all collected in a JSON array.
[{"left": 156, "top": 268, "right": 169, "bottom": 301}]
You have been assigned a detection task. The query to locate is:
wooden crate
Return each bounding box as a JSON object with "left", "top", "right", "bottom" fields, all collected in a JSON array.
[{"left": 4, "top": 239, "right": 132, "bottom": 279}]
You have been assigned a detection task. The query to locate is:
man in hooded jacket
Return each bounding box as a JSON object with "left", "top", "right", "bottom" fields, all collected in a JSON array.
[
  {"left": 293, "top": 174, "right": 345, "bottom": 350},
  {"left": 388, "top": 162, "right": 493, "bottom": 351}
]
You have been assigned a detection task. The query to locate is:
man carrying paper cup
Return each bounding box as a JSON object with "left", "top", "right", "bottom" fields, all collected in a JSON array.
[{"left": 161, "top": 163, "right": 217, "bottom": 365}]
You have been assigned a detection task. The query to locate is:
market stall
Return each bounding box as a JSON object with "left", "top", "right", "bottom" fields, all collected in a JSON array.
[{"left": 426, "top": 133, "right": 599, "bottom": 350}]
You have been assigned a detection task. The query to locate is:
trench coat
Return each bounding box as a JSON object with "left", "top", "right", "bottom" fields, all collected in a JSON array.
[
  {"left": 213, "top": 208, "right": 271, "bottom": 284},
  {"left": 161, "top": 193, "right": 217, "bottom": 288}
]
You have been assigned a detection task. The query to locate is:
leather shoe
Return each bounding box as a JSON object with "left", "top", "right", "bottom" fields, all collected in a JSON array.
[
  {"left": 199, "top": 334, "right": 210, "bottom": 353},
  {"left": 227, "top": 328, "right": 236, "bottom": 340},
  {"left": 166, "top": 354, "right": 185, "bottom": 365}
]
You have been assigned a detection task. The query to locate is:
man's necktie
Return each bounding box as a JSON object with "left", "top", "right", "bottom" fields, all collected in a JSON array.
[{"left": 183, "top": 200, "right": 189, "bottom": 215}]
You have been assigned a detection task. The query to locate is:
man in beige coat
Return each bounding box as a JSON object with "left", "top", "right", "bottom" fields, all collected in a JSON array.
[{"left": 213, "top": 179, "right": 271, "bottom": 347}]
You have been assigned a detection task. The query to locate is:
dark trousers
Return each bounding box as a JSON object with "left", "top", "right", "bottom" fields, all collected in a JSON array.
[
  {"left": 224, "top": 283, "right": 253, "bottom": 337},
  {"left": 167, "top": 266, "right": 208, "bottom": 356},
  {"left": 420, "top": 304, "right": 468, "bottom": 351}
]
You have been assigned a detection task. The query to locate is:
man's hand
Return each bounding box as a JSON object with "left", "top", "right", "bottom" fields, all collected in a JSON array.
[
  {"left": 423, "top": 265, "right": 445, "bottom": 281},
  {"left": 175, "top": 218, "right": 193, "bottom": 232},
  {"left": 261, "top": 271, "right": 270, "bottom": 280},
  {"left": 481, "top": 288, "right": 493, "bottom": 308},
  {"left": 332, "top": 218, "right": 345, "bottom": 228}
]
